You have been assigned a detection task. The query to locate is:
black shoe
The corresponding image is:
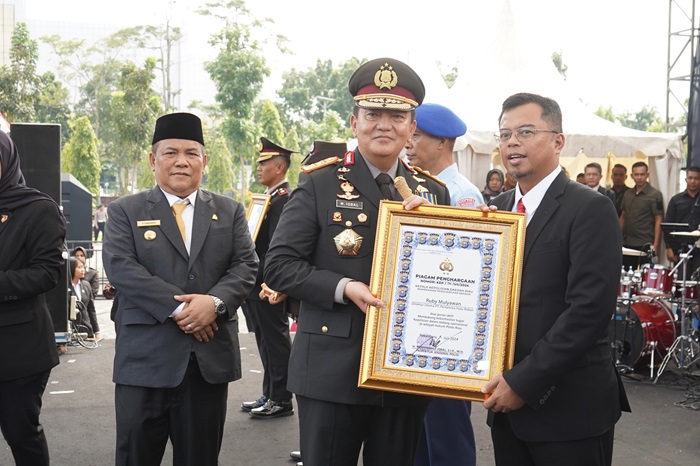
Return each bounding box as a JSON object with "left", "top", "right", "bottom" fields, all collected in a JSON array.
[
  {"left": 249, "top": 399, "right": 294, "bottom": 418},
  {"left": 241, "top": 395, "right": 267, "bottom": 412},
  {"left": 290, "top": 451, "right": 302, "bottom": 461}
]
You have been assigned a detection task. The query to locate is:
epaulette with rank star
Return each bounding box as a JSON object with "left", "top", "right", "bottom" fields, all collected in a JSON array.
[
  {"left": 301, "top": 156, "right": 340, "bottom": 173},
  {"left": 275, "top": 187, "right": 289, "bottom": 196},
  {"left": 412, "top": 165, "right": 447, "bottom": 187}
]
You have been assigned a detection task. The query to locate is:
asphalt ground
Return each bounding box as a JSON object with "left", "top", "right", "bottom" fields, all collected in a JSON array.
[{"left": 2, "top": 296, "right": 699, "bottom": 465}]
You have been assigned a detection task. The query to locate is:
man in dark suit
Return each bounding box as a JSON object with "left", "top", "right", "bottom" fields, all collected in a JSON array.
[
  {"left": 583, "top": 162, "right": 616, "bottom": 205},
  {"left": 103, "top": 112, "right": 258, "bottom": 466},
  {"left": 241, "top": 137, "right": 295, "bottom": 419},
  {"left": 483, "top": 93, "right": 630, "bottom": 466},
  {"left": 264, "top": 57, "right": 450, "bottom": 466}
]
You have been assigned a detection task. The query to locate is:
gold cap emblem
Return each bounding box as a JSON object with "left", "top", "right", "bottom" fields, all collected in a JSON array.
[{"left": 374, "top": 63, "right": 398, "bottom": 90}]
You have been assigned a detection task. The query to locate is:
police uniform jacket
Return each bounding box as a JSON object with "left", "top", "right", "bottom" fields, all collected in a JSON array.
[
  {"left": 264, "top": 150, "right": 449, "bottom": 406},
  {"left": 248, "top": 182, "right": 290, "bottom": 301}
]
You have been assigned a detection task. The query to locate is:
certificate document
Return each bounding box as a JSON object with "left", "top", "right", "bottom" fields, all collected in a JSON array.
[
  {"left": 359, "top": 201, "right": 525, "bottom": 401},
  {"left": 388, "top": 226, "right": 499, "bottom": 378}
]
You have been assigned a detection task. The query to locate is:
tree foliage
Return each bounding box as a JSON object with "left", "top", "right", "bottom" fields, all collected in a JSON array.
[
  {"left": 108, "top": 58, "right": 161, "bottom": 194},
  {"left": 551, "top": 50, "right": 568, "bottom": 80},
  {"left": 205, "top": 131, "right": 235, "bottom": 195},
  {"left": 62, "top": 116, "right": 101, "bottom": 195},
  {"left": 0, "top": 23, "right": 41, "bottom": 122}
]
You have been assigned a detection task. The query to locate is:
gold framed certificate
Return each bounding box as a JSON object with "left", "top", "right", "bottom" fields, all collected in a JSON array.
[
  {"left": 246, "top": 194, "right": 271, "bottom": 242},
  {"left": 359, "top": 201, "right": 526, "bottom": 401}
]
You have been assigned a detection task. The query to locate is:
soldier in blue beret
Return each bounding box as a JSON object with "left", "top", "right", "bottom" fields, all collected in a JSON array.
[{"left": 406, "top": 103, "right": 483, "bottom": 208}]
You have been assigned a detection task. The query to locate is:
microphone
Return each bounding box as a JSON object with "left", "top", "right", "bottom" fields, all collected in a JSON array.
[
  {"left": 649, "top": 245, "right": 657, "bottom": 264},
  {"left": 393, "top": 176, "right": 414, "bottom": 200}
]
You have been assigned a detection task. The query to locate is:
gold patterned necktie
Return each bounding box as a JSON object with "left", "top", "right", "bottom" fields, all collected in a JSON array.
[{"left": 172, "top": 201, "right": 189, "bottom": 243}]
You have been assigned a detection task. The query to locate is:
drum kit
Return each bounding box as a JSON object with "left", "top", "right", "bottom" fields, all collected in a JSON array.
[{"left": 609, "top": 240, "right": 700, "bottom": 379}]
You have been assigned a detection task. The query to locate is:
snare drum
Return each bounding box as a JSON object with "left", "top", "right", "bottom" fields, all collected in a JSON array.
[
  {"left": 640, "top": 264, "right": 675, "bottom": 297},
  {"left": 672, "top": 280, "right": 699, "bottom": 303},
  {"left": 608, "top": 297, "right": 678, "bottom": 368}
]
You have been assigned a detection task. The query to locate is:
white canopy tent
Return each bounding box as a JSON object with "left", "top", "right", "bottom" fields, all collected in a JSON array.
[{"left": 417, "top": 0, "right": 684, "bottom": 205}]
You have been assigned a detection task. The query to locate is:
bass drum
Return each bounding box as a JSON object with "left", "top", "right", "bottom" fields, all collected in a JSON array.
[{"left": 609, "top": 297, "right": 678, "bottom": 368}]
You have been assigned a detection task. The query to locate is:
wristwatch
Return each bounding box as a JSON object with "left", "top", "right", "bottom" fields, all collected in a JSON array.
[{"left": 210, "top": 295, "right": 227, "bottom": 317}]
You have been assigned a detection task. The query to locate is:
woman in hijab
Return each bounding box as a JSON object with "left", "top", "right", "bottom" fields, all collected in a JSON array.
[
  {"left": 0, "top": 130, "right": 66, "bottom": 465},
  {"left": 481, "top": 168, "right": 505, "bottom": 203}
]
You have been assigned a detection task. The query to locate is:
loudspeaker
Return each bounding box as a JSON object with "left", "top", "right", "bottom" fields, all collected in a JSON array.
[
  {"left": 10, "top": 123, "right": 62, "bottom": 203},
  {"left": 10, "top": 123, "right": 68, "bottom": 334}
]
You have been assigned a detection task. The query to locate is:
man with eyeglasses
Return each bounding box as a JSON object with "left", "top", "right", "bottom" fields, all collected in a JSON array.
[{"left": 483, "top": 93, "right": 630, "bottom": 466}]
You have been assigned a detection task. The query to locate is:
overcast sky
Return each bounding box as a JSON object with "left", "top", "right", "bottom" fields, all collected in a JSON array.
[{"left": 23, "top": 0, "right": 687, "bottom": 119}]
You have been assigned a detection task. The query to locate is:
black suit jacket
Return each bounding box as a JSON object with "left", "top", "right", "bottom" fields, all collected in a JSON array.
[
  {"left": 265, "top": 151, "right": 449, "bottom": 406},
  {"left": 489, "top": 172, "right": 629, "bottom": 442},
  {"left": 0, "top": 199, "right": 64, "bottom": 381},
  {"left": 103, "top": 186, "right": 258, "bottom": 388}
]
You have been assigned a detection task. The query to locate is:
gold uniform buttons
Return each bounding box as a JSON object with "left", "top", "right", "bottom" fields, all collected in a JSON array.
[{"left": 321, "top": 326, "right": 329, "bottom": 333}]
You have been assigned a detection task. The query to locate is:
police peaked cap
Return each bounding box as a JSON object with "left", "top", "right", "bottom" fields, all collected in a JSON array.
[
  {"left": 152, "top": 112, "right": 205, "bottom": 146},
  {"left": 415, "top": 103, "right": 467, "bottom": 138},
  {"left": 348, "top": 57, "right": 425, "bottom": 111},
  {"left": 257, "top": 137, "right": 297, "bottom": 163},
  {"left": 302, "top": 140, "right": 348, "bottom": 166}
]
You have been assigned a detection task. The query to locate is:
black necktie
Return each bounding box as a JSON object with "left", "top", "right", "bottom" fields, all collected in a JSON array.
[{"left": 376, "top": 173, "right": 396, "bottom": 200}]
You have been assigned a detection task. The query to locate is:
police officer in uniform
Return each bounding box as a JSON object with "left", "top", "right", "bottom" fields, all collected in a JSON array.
[
  {"left": 242, "top": 137, "right": 296, "bottom": 419},
  {"left": 264, "top": 57, "right": 450, "bottom": 466}
]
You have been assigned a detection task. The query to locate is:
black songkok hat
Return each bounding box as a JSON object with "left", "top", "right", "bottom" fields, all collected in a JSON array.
[
  {"left": 348, "top": 57, "right": 425, "bottom": 111},
  {"left": 257, "top": 137, "right": 297, "bottom": 163},
  {"left": 152, "top": 113, "right": 205, "bottom": 146},
  {"left": 302, "top": 140, "right": 348, "bottom": 166}
]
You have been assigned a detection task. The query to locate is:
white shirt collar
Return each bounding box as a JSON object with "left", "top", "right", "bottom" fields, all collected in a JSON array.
[
  {"left": 513, "top": 167, "right": 561, "bottom": 225},
  {"left": 161, "top": 188, "right": 198, "bottom": 208}
]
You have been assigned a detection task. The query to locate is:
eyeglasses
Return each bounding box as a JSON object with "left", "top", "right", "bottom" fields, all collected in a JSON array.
[{"left": 495, "top": 128, "right": 559, "bottom": 143}]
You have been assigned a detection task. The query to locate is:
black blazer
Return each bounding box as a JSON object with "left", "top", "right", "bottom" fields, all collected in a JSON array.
[
  {"left": 265, "top": 152, "right": 449, "bottom": 406},
  {"left": 489, "top": 171, "right": 629, "bottom": 442},
  {"left": 70, "top": 279, "right": 95, "bottom": 321},
  {"left": 0, "top": 200, "right": 64, "bottom": 381}
]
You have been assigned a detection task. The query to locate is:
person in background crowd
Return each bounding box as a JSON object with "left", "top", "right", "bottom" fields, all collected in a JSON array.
[
  {"left": 485, "top": 92, "right": 629, "bottom": 466},
  {"left": 405, "top": 102, "right": 482, "bottom": 208},
  {"left": 482, "top": 168, "right": 505, "bottom": 203},
  {"left": 72, "top": 247, "right": 101, "bottom": 341},
  {"left": 583, "top": 162, "right": 615, "bottom": 204},
  {"left": 93, "top": 204, "right": 107, "bottom": 241},
  {"left": 665, "top": 166, "right": 700, "bottom": 277},
  {"left": 264, "top": 57, "right": 449, "bottom": 466},
  {"left": 610, "top": 164, "right": 630, "bottom": 217},
  {"left": 241, "top": 137, "right": 295, "bottom": 419},
  {"left": 0, "top": 130, "right": 66, "bottom": 465},
  {"left": 68, "top": 257, "right": 99, "bottom": 340},
  {"left": 103, "top": 112, "right": 258, "bottom": 466},
  {"left": 620, "top": 161, "right": 664, "bottom": 269},
  {"left": 404, "top": 102, "right": 477, "bottom": 466},
  {"left": 72, "top": 246, "right": 100, "bottom": 298},
  {"left": 576, "top": 172, "right": 585, "bottom": 184}
]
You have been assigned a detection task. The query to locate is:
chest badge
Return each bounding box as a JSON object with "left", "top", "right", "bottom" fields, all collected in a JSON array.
[
  {"left": 144, "top": 230, "right": 157, "bottom": 241},
  {"left": 334, "top": 229, "right": 363, "bottom": 256},
  {"left": 337, "top": 181, "right": 360, "bottom": 200}
]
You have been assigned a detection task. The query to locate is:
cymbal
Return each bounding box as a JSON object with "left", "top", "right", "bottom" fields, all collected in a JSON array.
[
  {"left": 622, "top": 247, "right": 647, "bottom": 257},
  {"left": 671, "top": 230, "right": 700, "bottom": 237}
]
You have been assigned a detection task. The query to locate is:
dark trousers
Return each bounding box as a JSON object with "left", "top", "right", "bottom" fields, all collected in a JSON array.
[
  {"left": 415, "top": 398, "right": 476, "bottom": 466},
  {"left": 296, "top": 395, "right": 428, "bottom": 466},
  {"left": 246, "top": 299, "right": 292, "bottom": 402},
  {"left": 0, "top": 370, "right": 51, "bottom": 466},
  {"left": 491, "top": 413, "right": 615, "bottom": 466},
  {"left": 115, "top": 355, "right": 228, "bottom": 466}
]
